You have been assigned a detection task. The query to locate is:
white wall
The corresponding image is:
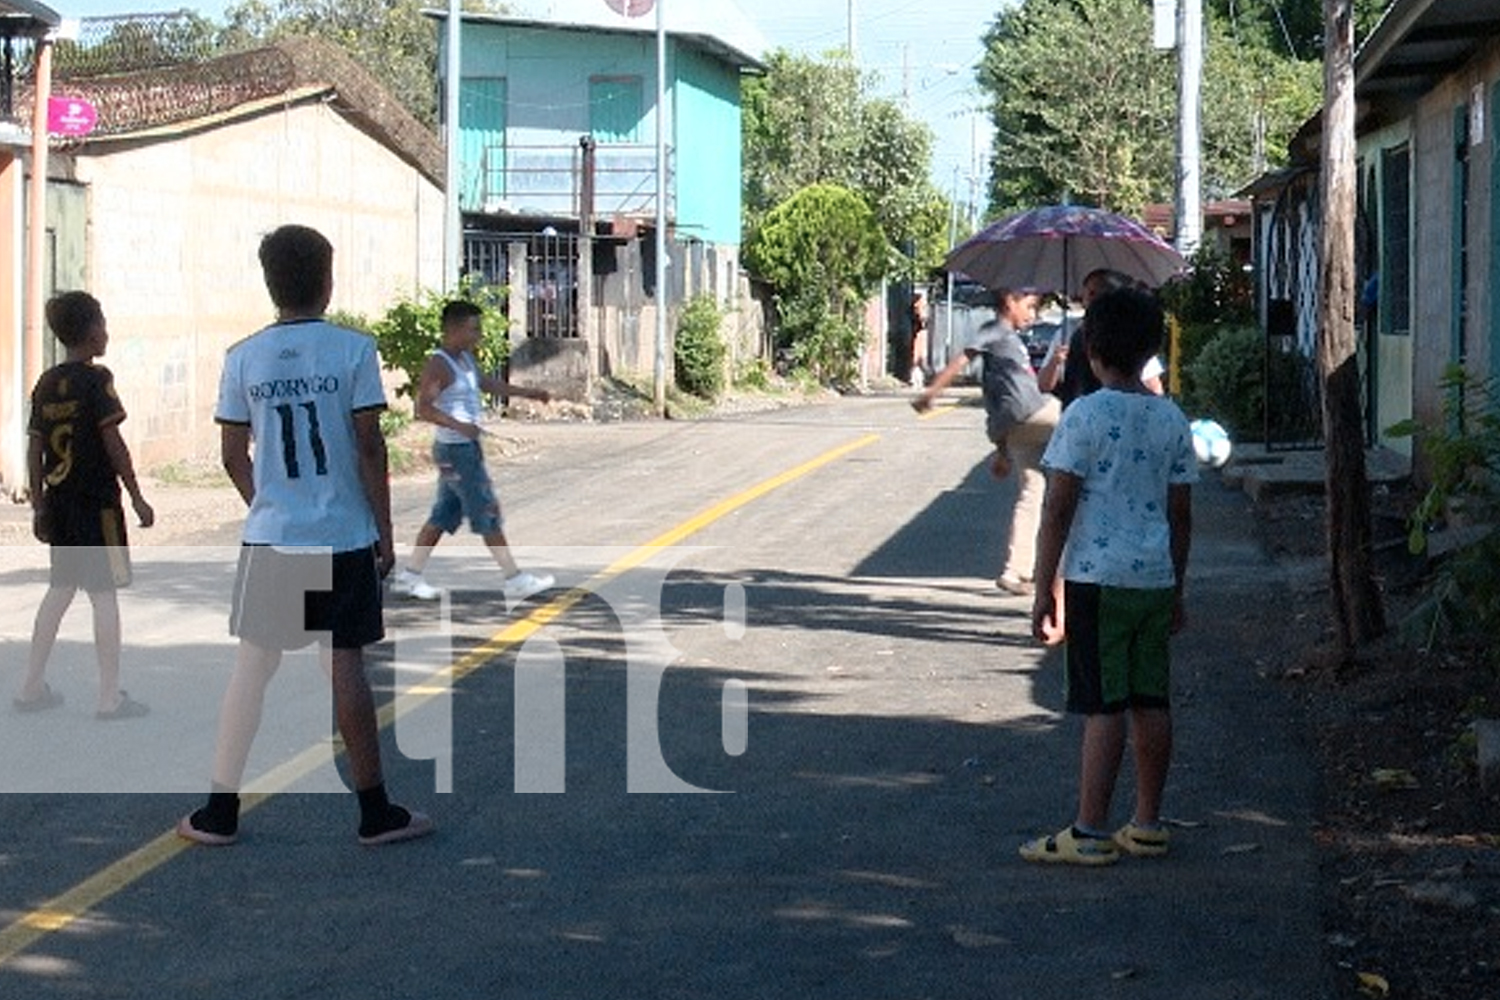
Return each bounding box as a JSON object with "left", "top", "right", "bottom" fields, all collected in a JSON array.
[{"left": 73, "top": 99, "right": 444, "bottom": 467}]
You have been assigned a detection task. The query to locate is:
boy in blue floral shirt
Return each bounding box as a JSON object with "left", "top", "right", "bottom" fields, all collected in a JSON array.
[{"left": 1022, "top": 286, "right": 1196, "bottom": 866}]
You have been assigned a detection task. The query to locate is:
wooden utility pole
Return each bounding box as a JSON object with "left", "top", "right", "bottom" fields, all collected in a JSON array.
[{"left": 1319, "top": 0, "right": 1386, "bottom": 653}]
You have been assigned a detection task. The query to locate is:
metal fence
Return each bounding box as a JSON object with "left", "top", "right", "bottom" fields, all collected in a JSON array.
[{"left": 463, "top": 229, "right": 580, "bottom": 339}]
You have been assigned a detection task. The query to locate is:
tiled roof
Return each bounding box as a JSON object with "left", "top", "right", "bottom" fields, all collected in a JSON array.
[{"left": 29, "top": 35, "right": 444, "bottom": 186}]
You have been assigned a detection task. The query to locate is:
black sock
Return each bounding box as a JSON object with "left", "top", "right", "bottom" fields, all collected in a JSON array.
[
  {"left": 356, "top": 783, "right": 410, "bottom": 837},
  {"left": 191, "top": 789, "right": 240, "bottom": 836}
]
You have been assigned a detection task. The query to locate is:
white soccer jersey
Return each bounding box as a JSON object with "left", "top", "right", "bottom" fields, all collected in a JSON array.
[{"left": 215, "top": 318, "right": 386, "bottom": 550}]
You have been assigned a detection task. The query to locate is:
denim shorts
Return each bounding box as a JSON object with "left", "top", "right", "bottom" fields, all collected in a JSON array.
[{"left": 428, "top": 440, "right": 503, "bottom": 535}]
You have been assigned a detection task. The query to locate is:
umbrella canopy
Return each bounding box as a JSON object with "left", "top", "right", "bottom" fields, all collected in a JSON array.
[{"left": 945, "top": 205, "right": 1187, "bottom": 296}]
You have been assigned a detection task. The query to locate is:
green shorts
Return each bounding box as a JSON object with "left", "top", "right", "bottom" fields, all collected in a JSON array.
[{"left": 1063, "top": 581, "right": 1173, "bottom": 714}]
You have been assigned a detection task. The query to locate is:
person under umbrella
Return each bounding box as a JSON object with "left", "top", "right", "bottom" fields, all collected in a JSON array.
[{"left": 1037, "top": 269, "right": 1167, "bottom": 406}]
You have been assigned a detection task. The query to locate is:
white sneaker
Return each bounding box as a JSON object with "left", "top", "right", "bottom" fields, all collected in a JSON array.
[
  {"left": 502, "top": 570, "right": 554, "bottom": 602},
  {"left": 391, "top": 568, "right": 442, "bottom": 601}
]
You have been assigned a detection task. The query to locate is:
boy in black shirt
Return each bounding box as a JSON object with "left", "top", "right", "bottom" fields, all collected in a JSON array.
[{"left": 15, "top": 291, "right": 154, "bottom": 720}]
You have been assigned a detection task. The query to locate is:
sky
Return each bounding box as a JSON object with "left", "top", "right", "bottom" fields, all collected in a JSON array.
[{"left": 54, "top": 0, "right": 1003, "bottom": 194}]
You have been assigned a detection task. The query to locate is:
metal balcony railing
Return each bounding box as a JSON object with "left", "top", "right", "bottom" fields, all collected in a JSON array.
[{"left": 460, "top": 140, "right": 674, "bottom": 220}]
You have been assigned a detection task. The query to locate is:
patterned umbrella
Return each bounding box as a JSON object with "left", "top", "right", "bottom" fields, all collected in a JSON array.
[{"left": 944, "top": 204, "right": 1187, "bottom": 295}]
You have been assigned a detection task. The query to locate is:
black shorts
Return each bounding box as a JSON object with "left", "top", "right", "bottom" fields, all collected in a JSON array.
[
  {"left": 46, "top": 500, "right": 131, "bottom": 592},
  {"left": 229, "top": 544, "right": 384, "bottom": 651}
]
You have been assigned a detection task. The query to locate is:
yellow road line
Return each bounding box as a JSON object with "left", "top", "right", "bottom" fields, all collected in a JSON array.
[{"left": 0, "top": 431, "right": 882, "bottom": 966}]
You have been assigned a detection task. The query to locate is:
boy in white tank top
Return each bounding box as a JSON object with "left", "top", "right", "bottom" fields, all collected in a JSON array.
[{"left": 391, "top": 300, "right": 554, "bottom": 604}]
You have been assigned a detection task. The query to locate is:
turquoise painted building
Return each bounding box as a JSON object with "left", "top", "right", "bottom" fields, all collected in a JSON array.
[{"left": 443, "top": 1, "right": 764, "bottom": 249}]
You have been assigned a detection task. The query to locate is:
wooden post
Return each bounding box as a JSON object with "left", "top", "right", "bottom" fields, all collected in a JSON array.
[{"left": 1319, "top": 0, "right": 1385, "bottom": 652}]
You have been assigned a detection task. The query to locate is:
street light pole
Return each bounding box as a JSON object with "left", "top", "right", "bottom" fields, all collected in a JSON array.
[
  {"left": 652, "top": 0, "right": 668, "bottom": 415},
  {"left": 1175, "top": 0, "right": 1203, "bottom": 256},
  {"left": 443, "top": 0, "right": 462, "bottom": 291}
]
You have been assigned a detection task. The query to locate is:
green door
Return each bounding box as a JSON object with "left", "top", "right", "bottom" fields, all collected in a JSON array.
[
  {"left": 460, "top": 77, "right": 507, "bottom": 212},
  {"left": 589, "top": 77, "right": 643, "bottom": 143}
]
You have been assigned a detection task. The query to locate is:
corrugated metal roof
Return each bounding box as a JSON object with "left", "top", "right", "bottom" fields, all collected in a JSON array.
[
  {"left": 0, "top": 0, "right": 59, "bottom": 36},
  {"left": 30, "top": 37, "right": 444, "bottom": 186},
  {"left": 1357, "top": 0, "right": 1500, "bottom": 126},
  {"left": 434, "top": 0, "right": 766, "bottom": 70}
]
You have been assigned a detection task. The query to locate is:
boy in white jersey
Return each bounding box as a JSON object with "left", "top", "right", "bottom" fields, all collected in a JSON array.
[
  {"left": 1021, "top": 286, "right": 1196, "bottom": 867},
  {"left": 178, "top": 224, "right": 432, "bottom": 847},
  {"left": 391, "top": 299, "right": 553, "bottom": 603}
]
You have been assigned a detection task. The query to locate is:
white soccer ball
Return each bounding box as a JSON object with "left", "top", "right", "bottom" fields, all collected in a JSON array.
[{"left": 1190, "top": 418, "right": 1233, "bottom": 469}]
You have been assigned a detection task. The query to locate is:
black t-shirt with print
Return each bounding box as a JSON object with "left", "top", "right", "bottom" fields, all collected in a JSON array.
[{"left": 29, "top": 361, "right": 125, "bottom": 508}]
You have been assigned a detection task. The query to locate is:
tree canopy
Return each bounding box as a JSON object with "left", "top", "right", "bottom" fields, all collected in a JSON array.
[
  {"left": 218, "top": 0, "right": 442, "bottom": 124},
  {"left": 1206, "top": 0, "right": 1389, "bottom": 60},
  {"left": 977, "top": 0, "right": 1337, "bottom": 218},
  {"left": 743, "top": 183, "right": 890, "bottom": 313},
  {"left": 978, "top": 0, "right": 1175, "bottom": 216},
  {"left": 742, "top": 50, "right": 949, "bottom": 277}
]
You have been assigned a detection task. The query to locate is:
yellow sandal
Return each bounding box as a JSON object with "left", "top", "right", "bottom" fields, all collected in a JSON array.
[
  {"left": 1113, "top": 822, "right": 1170, "bottom": 857},
  {"left": 1019, "top": 826, "right": 1120, "bottom": 866}
]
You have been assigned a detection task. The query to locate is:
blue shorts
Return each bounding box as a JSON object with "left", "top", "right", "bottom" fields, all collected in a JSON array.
[{"left": 427, "top": 440, "right": 503, "bottom": 536}]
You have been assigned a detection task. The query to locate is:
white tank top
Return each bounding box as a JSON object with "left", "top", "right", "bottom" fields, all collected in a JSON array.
[{"left": 432, "top": 349, "right": 482, "bottom": 445}]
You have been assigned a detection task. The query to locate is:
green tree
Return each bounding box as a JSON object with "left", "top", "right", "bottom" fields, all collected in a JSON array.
[
  {"left": 215, "top": 0, "right": 509, "bottom": 126},
  {"left": 977, "top": 0, "right": 1358, "bottom": 215},
  {"left": 743, "top": 184, "right": 890, "bottom": 382},
  {"left": 742, "top": 50, "right": 948, "bottom": 276},
  {"left": 218, "top": 0, "right": 439, "bottom": 123},
  {"left": 1206, "top": 0, "right": 1389, "bottom": 60},
  {"left": 1201, "top": 16, "right": 1323, "bottom": 197},
  {"left": 978, "top": 0, "right": 1176, "bottom": 216},
  {"left": 365, "top": 281, "right": 508, "bottom": 403}
]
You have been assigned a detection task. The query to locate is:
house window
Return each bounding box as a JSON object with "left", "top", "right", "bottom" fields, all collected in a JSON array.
[
  {"left": 1380, "top": 145, "right": 1410, "bottom": 337},
  {"left": 590, "top": 77, "right": 643, "bottom": 143},
  {"left": 460, "top": 77, "right": 507, "bottom": 212}
]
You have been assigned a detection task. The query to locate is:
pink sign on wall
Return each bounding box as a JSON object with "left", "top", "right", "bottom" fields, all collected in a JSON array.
[{"left": 47, "top": 97, "right": 98, "bottom": 137}]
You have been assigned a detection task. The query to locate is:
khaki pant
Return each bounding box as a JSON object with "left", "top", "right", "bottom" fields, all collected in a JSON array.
[{"left": 1002, "top": 395, "right": 1061, "bottom": 581}]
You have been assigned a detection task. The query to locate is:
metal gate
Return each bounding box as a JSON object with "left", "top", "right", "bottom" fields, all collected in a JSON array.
[{"left": 463, "top": 229, "right": 580, "bottom": 339}]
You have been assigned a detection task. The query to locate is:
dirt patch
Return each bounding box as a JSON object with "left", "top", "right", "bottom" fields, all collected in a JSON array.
[{"left": 1253, "top": 490, "right": 1500, "bottom": 998}]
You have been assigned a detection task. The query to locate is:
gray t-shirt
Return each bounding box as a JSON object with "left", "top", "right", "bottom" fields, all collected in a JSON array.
[{"left": 967, "top": 320, "right": 1046, "bottom": 443}]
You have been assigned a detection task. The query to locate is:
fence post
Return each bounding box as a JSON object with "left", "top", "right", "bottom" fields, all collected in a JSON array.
[{"left": 507, "top": 241, "right": 529, "bottom": 344}]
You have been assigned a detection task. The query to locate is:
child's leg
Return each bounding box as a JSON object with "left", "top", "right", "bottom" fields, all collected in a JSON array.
[
  {"left": 405, "top": 521, "right": 445, "bottom": 576},
  {"left": 1002, "top": 397, "right": 1061, "bottom": 580},
  {"left": 211, "top": 641, "right": 283, "bottom": 790},
  {"left": 482, "top": 529, "right": 522, "bottom": 578},
  {"left": 1129, "top": 707, "right": 1173, "bottom": 826},
  {"left": 329, "top": 646, "right": 383, "bottom": 792},
  {"left": 21, "top": 585, "right": 77, "bottom": 700},
  {"left": 1076, "top": 712, "right": 1127, "bottom": 831},
  {"left": 328, "top": 644, "right": 431, "bottom": 843},
  {"left": 87, "top": 588, "right": 123, "bottom": 713}
]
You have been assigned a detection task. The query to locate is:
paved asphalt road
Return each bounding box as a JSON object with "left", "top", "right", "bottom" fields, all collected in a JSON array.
[{"left": 0, "top": 393, "right": 1331, "bottom": 998}]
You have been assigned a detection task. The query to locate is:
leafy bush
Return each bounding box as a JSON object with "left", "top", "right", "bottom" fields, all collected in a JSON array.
[
  {"left": 774, "top": 283, "right": 864, "bottom": 387},
  {"left": 1387, "top": 366, "right": 1500, "bottom": 658},
  {"left": 733, "top": 356, "right": 773, "bottom": 392},
  {"left": 1389, "top": 366, "right": 1500, "bottom": 547},
  {"left": 745, "top": 183, "right": 889, "bottom": 387},
  {"left": 674, "top": 296, "right": 727, "bottom": 400},
  {"left": 1160, "top": 243, "right": 1255, "bottom": 375},
  {"left": 368, "top": 279, "right": 508, "bottom": 401},
  {"left": 1181, "top": 325, "right": 1316, "bottom": 442}
]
